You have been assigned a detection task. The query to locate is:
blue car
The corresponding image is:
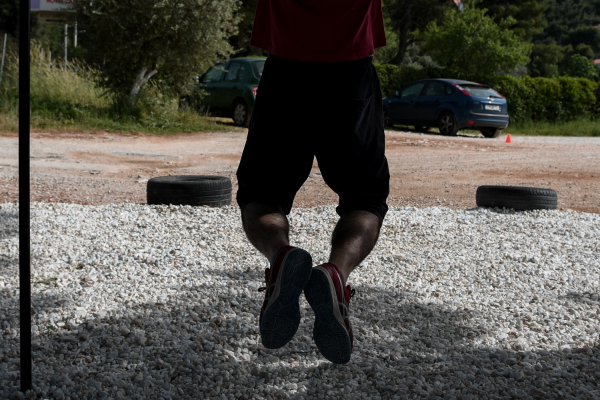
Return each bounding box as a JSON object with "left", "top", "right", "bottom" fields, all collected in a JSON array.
[{"left": 383, "top": 79, "right": 509, "bottom": 138}]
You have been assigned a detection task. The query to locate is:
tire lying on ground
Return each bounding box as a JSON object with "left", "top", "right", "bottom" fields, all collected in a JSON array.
[
  {"left": 147, "top": 176, "right": 232, "bottom": 207},
  {"left": 476, "top": 186, "right": 558, "bottom": 211}
]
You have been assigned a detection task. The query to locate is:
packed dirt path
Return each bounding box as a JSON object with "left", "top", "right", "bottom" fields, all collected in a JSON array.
[{"left": 0, "top": 130, "right": 599, "bottom": 213}]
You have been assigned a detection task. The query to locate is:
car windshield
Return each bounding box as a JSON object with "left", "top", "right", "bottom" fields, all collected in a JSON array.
[
  {"left": 251, "top": 61, "right": 265, "bottom": 78},
  {"left": 462, "top": 85, "right": 502, "bottom": 98}
]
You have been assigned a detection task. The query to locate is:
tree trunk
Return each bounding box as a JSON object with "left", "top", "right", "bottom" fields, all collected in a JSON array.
[
  {"left": 129, "top": 66, "right": 158, "bottom": 106},
  {"left": 390, "top": 0, "right": 414, "bottom": 66}
]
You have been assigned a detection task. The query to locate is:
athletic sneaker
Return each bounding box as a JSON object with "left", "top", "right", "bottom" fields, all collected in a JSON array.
[
  {"left": 304, "top": 263, "right": 355, "bottom": 364},
  {"left": 259, "top": 246, "right": 313, "bottom": 349}
]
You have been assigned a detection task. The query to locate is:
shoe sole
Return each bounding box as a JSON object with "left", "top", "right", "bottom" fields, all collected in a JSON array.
[
  {"left": 304, "top": 267, "right": 352, "bottom": 364},
  {"left": 260, "top": 248, "right": 313, "bottom": 349}
]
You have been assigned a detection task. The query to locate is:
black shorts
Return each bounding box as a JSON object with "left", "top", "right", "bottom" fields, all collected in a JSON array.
[{"left": 236, "top": 55, "right": 390, "bottom": 223}]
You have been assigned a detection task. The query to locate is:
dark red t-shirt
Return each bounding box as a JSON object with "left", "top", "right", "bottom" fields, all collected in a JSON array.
[{"left": 250, "top": 0, "right": 386, "bottom": 62}]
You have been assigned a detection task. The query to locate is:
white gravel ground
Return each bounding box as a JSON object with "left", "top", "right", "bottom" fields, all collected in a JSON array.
[{"left": 1, "top": 203, "right": 599, "bottom": 400}]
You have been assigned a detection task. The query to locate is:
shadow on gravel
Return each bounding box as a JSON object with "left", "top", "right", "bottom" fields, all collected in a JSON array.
[
  {"left": 2, "top": 265, "right": 599, "bottom": 399},
  {"left": 561, "top": 291, "right": 600, "bottom": 305},
  {"left": 0, "top": 207, "right": 18, "bottom": 240}
]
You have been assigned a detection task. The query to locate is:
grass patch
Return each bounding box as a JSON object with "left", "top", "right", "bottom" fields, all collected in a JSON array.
[
  {"left": 386, "top": 118, "right": 600, "bottom": 138},
  {"left": 506, "top": 118, "right": 600, "bottom": 137},
  {"left": 0, "top": 43, "right": 237, "bottom": 135},
  {"left": 0, "top": 101, "right": 233, "bottom": 135}
]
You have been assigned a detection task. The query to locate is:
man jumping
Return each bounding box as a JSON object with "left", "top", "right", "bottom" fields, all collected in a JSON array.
[{"left": 236, "top": 0, "right": 390, "bottom": 364}]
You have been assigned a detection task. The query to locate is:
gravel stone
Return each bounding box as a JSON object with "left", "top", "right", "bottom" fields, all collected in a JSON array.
[{"left": 1, "top": 203, "right": 599, "bottom": 399}]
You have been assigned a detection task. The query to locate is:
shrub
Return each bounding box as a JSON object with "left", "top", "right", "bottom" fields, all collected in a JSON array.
[
  {"left": 493, "top": 75, "right": 598, "bottom": 122},
  {"left": 565, "top": 54, "right": 599, "bottom": 80}
]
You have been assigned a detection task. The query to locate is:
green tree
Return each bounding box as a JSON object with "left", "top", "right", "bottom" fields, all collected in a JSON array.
[
  {"left": 565, "top": 53, "right": 599, "bottom": 79},
  {"left": 529, "top": 41, "right": 565, "bottom": 77},
  {"left": 567, "top": 26, "right": 600, "bottom": 56},
  {"left": 0, "top": 0, "right": 19, "bottom": 38},
  {"left": 418, "top": 6, "right": 532, "bottom": 82},
  {"left": 383, "top": 0, "right": 452, "bottom": 66},
  {"left": 73, "top": 0, "right": 240, "bottom": 104},
  {"left": 477, "top": 0, "right": 548, "bottom": 41},
  {"left": 538, "top": 0, "right": 600, "bottom": 48},
  {"left": 228, "top": 0, "right": 266, "bottom": 57}
]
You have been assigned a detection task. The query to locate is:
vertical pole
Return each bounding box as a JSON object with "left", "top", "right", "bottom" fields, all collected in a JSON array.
[
  {"left": 49, "top": 51, "right": 52, "bottom": 69},
  {"left": 74, "top": 21, "right": 77, "bottom": 48},
  {"left": 19, "top": 0, "right": 33, "bottom": 393},
  {"left": 64, "top": 24, "right": 68, "bottom": 68},
  {"left": 0, "top": 33, "right": 7, "bottom": 87},
  {"left": 39, "top": 48, "right": 43, "bottom": 70}
]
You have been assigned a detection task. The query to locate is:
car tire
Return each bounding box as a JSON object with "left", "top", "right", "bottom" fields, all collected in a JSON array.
[
  {"left": 438, "top": 112, "right": 459, "bottom": 136},
  {"left": 481, "top": 128, "right": 502, "bottom": 138},
  {"left": 384, "top": 110, "right": 394, "bottom": 128},
  {"left": 232, "top": 100, "right": 251, "bottom": 127},
  {"left": 147, "top": 175, "right": 232, "bottom": 207},
  {"left": 476, "top": 186, "right": 558, "bottom": 211}
]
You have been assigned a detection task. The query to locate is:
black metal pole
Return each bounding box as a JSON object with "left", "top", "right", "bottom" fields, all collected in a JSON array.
[{"left": 19, "top": 0, "right": 32, "bottom": 393}]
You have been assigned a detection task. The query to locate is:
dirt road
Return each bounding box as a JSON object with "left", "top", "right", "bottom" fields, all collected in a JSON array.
[{"left": 0, "top": 130, "right": 598, "bottom": 213}]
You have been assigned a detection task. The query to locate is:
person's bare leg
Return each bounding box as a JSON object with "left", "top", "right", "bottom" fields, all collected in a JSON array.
[
  {"left": 329, "top": 210, "right": 381, "bottom": 284},
  {"left": 241, "top": 202, "right": 289, "bottom": 260}
]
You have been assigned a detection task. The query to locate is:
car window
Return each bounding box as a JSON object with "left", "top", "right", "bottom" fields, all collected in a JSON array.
[
  {"left": 237, "top": 64, "right": 248, "bottom": 81},
  {"left": 251, "top": 61, "right": 265, "bottom": 78},
  {"left": 424, "top": 82, "right": 449, "bottom": 96},
  {"left": 401, "top": 82, "right": 426, "bottom": 97},
  {"left": 201, "top": 64, "right": 225, "bottom": 83},
  {"left": 462, "top": 85, "right": 502, "bottom": 98},
  {"left": 225, "top": 62, "right": 243, "bottom": 82}
]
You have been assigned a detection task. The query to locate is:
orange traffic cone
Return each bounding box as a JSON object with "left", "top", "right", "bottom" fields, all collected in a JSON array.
[{"left": 505, "top": 134, "right": 512, "bottom": 143}]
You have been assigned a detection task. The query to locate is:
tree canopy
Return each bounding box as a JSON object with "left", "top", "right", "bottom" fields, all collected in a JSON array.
[
  {"left": 73, "top": 0, "right": 240, "bottom": 103},
  {"left": 478, "top": 0, "right": 548, "bottom": 41},
  {"left": 538, "top": 0, "right": 600, "bottom": 46},
  {"left": 0, "top": 0, "right": 18, "bottom": 36},
  {"left": 418, "top": 6, "right": 532, "bottom": 82},
  {"left": 382, "top": 0, "right": 452, "bottom": 65}
]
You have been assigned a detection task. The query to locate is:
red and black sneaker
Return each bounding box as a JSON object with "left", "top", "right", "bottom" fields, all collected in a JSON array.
[
  {"left": 304, "top": 262, "right": 355, "bottom": 364},
  {"left": 259, "top": 246, "right": 313, "bottom": 349}
]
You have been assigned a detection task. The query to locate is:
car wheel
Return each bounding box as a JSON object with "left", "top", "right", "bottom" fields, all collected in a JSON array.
[
  {"left": 232, "top": 101, "right": 250, "bottom": 127},
  {"left": 384, "top": 110, "right": 394, "bottom": 128},
  {"left": 147, "top": 175, "right": 232, "bottom": 207},
  {"left": 438, "top": 112, "right": 459, "bottom": 136},
  {"left": 414, "top": 126, "right": 429, "bottom": 132},
  {"left": 481, "top": 128, "right": 502, "bottom": 138},
  {"left": 476, "top": 186, "right": 557, "bottom": 211}
]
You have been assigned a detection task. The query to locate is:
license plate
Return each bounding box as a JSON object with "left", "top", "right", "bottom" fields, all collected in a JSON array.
[{"left": 485, "top": 105, "right": 501, "bottom": 111}]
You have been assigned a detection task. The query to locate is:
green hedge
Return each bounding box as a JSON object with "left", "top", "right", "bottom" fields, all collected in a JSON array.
[
  {"left": 375, "top": 64, "right": 599, "bottom": 123},
  {"left": 493, "top": 76, "right": 598, "bottom": 122}
]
